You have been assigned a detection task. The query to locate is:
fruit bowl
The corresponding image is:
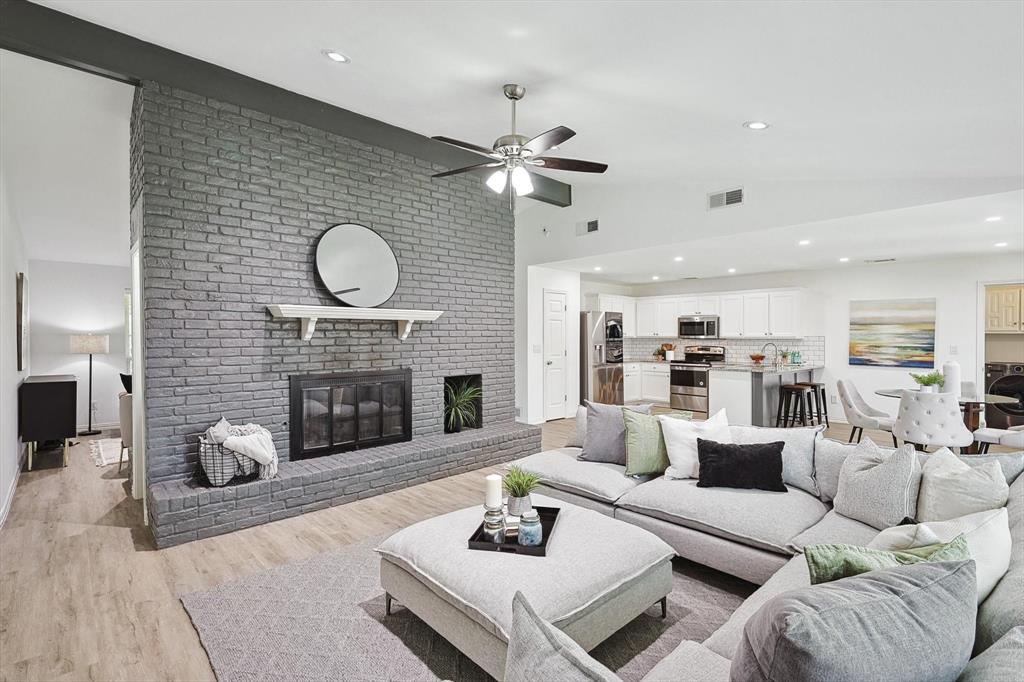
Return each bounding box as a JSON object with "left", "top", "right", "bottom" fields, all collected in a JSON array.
[{"left": 749, "top": 353, "right": 766, "bottom": 366}]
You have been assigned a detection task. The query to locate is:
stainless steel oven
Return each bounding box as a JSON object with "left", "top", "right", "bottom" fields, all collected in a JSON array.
[
  {"left": 670, "top": 346, "right": 725, "bottom": 419},
  {"left": 678, "top": 315, "right": 719, "bottom": 339}
]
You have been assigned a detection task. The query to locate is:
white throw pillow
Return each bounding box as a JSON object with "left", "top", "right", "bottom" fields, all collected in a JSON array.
[
  {"left": 868, "top": 508, "right": 1011, "bottom": 603},
  {"left": 659, "top": 409, "right": 731, "bottom": 479},
  {"left": 917, "top": 448, "right": 1009, "bottom": 522}
]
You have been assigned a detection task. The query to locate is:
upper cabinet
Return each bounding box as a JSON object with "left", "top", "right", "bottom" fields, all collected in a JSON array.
[
  {"left": 768, "top": 291, "right": 800, "bottom": 337},
  {"left": 986, "top": 285, "right": 1023, "bottom": 333},
  {"left": 741, "top": 293, "right": 771, "bottom": 336},
  {"left": 596, "top": 294, "right": 637, "bottom": 336},
  {"left": 636, "top": 299, "right": 657, "bottom": 337},
  {"left": 677, "top": 296, "right": 720, "bottom": 315},
  {"left": 719, "top": 295, "right": 744, "bottom": 336},
  {"left": 656, "top": 299, "right": 679, "bottom": 336},
  {"left": 718, "top": 291, "right": 803, "bottom": 338}
]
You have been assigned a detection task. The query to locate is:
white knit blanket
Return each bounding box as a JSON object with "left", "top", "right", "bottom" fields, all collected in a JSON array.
[{"left": 207, "top": 419, "right": 279, "bottom": 480}]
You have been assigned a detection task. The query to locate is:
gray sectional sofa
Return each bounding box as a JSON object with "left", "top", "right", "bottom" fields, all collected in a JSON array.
[{"left": 510, "top": 429, "right": 1024, "bottom": 681}]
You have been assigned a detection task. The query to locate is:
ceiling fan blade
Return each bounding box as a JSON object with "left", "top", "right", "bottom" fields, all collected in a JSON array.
[
  {"left": 531, "top": 157, "right": 608, "bottom": 173},
  {"left": 432, "top": 161, "right": 503, "bottom": 178},
  {"left": 522, "top": 126, "right": 576, "bottom": 156},
  {"left": 432, "top": 136, "right": 502, "bottom": 158}
]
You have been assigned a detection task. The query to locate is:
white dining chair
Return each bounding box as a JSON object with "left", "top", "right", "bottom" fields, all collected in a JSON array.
[
  {"left": 836, "top": 379, "right": 896, "bottom": 445},
  {"left": 974, "top": 426, "right": 1024, "bottom": 453},
  {"left": 893, "top": 390, "right": 973, "bottom": 452}
]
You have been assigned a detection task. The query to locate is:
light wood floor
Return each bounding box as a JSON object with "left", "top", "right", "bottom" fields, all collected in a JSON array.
[{"left": 0, "top": 418, "right": 1007, "bottom": 681}]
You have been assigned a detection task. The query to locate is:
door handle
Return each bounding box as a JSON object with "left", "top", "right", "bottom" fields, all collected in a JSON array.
[{"left": 546, "top": 361, "right": 553, "bottom": 365}]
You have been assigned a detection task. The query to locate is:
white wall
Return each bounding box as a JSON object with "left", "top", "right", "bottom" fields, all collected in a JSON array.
[
  {"left": 628, "top": 253, "right": 1024, "bottom": 421},
  {"left": 580, "top": 276, "right": 634, "bottom": 299},
  {"left": 28, "top": 260, "right": 131, "bottom": 429},
  {"left": 516, "top": 266, "right": 581, "bottom": 424},
  {"left": 1, "top": 173, "right": 29, "bottom": 526}
]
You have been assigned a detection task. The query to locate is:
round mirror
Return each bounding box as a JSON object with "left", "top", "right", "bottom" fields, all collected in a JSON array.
[{"left": 315, "top": 223, "right": 400, "bottom": 307}]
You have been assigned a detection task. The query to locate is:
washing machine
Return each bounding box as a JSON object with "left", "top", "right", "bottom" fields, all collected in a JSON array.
[{"left": 985, "top": 362, "right": 1024, "bottom": 429}]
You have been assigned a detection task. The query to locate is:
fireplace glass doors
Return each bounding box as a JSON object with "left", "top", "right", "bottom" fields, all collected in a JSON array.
[{"left": 289, "top": 369, "right": 412, "bottom": 460}]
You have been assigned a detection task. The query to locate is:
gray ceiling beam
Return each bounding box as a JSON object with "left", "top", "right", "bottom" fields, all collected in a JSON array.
[{"left": 0, "top": 0, "right": 573, "bottom": 208}]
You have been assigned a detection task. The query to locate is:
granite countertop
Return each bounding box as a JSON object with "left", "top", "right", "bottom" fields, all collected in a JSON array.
[{"left": 711, "top": 363, "right": 824, "bottom": 374}]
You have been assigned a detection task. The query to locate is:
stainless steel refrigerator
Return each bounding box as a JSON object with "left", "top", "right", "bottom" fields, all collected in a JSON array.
[{"left": 580, "top": 311, "right": 624, "bottom": 405}]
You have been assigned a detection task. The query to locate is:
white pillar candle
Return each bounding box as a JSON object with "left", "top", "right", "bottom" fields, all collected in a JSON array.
[{"left": 485, "top": 474, "right": 503, "bottom": 509}]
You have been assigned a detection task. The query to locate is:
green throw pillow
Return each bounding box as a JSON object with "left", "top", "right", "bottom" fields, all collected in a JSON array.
[
  {"left": 623, "top": 409, "right": 691, "bottom": 476},
  {"left": 804, "top": 533, "right": 969, "bottom": 585}
]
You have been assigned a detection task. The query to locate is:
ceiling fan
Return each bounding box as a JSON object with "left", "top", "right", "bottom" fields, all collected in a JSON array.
[{"left": 431, "top": 83, "right": 608, "bottom": 201}]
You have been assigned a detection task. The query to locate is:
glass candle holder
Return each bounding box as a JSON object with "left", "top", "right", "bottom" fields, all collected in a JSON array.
[{"left": 518, "top": 510, "right": 542, "bottom": 547}]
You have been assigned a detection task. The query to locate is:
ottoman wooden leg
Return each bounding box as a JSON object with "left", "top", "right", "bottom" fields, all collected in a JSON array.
[
  {"left": 660, "top": 596, "right": 667, "bottom": 619},
  {"left": 385, "top": 592, "right": 394, "bottom": 615}
]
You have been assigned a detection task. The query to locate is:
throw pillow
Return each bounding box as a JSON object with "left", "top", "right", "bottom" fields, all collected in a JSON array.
[
  {"left": 917, "top": 448, "right": 1009, "bottom": 522},
  {"left": 731, "top": 561, "right": 978, "bottom": 682},
  {"left": 804, "top": 534, "right": 969, "bottom": 585},
  {"left": 579, "top": 402, "right": 652, "bottom": 465},
  {"left": 958, "top": 626, "right": 1024, "bottom": 682},
  {"left": 832, "top": 439, "right": 921, "bottom": 530},
  {"left": 565, "top": 405, "right": 587, "bottom": 448},
  {"left": 729, "top": 424, "right": 823, "bottom": 496},
  {"left": 696, "top": 439, "right": 787, "bottom": 492},
  {"left": 868, "top": 507, "right": 1011, "bottom": 603},
  {"left": 623, "top": 410, "right": 691, "bottom": 476},
  {"left": 505, "top": 591, "right": 622, "bottom": 682},
  {"left": 659, "top": 409, "right": 731, "bottom": 479}
]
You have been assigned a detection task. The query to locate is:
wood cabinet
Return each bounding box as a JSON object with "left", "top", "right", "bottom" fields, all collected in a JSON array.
[
  {"left": 986, "top": 285, "right": 1023, "bottom": 333},
  {"left": 623, "top": 363, "right": 641, "bottom": 402},
  {"left": 641, "top": 363, "right": 670, "bottom": 403}
]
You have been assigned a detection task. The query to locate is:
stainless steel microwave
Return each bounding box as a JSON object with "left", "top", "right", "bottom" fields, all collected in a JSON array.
[{"left": 677, "top": 315, "right": 719, "bottom": 339}]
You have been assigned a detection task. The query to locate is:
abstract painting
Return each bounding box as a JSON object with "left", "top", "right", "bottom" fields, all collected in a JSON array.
[{"left": 849, "top": 298, "right": 935, "bottom": 368}]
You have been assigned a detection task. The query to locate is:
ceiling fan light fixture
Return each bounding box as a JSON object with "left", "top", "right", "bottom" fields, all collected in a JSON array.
[
  {"left": 743, "top": 121, "right": 769, "bottom": 130},
  {"left": 486, "top": 169, "right": 508, "bottom": 193},
  {"left": 510, "top": 166, "right": 533, "bottom": 196}
]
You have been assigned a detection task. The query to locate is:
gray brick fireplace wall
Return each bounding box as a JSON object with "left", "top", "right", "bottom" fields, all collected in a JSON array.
[{"left": 134, "top": 81, "right": 529, "bottom": 489}]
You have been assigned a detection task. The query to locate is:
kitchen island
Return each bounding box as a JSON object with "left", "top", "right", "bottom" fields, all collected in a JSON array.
[{"left": 709, "top": 364, "right": 824, "bottom": 426}]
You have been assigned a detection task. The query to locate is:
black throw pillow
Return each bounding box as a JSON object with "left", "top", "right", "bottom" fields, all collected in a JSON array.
[{"left": 696, "top": 438, "right": 787, "bottom": 492}]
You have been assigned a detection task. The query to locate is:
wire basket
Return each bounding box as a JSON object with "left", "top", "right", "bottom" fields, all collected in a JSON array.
[{"left": 198, "top": 437, "right": 257, "bottom": 487}]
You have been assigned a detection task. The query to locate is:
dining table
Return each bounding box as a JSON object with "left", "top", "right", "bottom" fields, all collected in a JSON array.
[{"left": 875, "top": 388, "right": 1020, "bottom": 454}]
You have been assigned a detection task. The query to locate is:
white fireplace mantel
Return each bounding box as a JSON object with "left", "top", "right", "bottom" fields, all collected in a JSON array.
[{"left": 267, "top": 304, "right": 444, "bottom": 341}]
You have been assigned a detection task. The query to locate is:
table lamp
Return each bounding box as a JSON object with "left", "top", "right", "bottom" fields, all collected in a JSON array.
[{"left": 70, "top": 333, "right": 110, "bottom": 436}]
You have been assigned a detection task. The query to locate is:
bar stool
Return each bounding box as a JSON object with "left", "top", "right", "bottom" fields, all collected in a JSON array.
[
  {"left": 777, "top": 384, "right": 814, "bottom": 427},
  {"left": 794, "top": 382, "right": 829, "bottom": 427}
]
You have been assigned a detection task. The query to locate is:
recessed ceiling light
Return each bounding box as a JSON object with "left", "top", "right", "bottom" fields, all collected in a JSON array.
[
  {"left": 550, "top": 145, "right": 560, "bottom": 151},
  {"left": 322, "top": 49, "right": 350, "bottom": 63},
  {"left": 985, "top": 216, "right": 1002, "bottom": 222},
  {"left": 839, "top": 257, "right": 850, "bottom": 262},
  {"left": 727, "top": 268, "right": 737, "bottom": 274},
  {"left": 798, "top": 239, "right": 811, "bottom": 246},
  {"left": 651, "top": 275, "right": 660, "bottom": 280},
  {"left": 995, "top": 242, "right": 1008, "bottom": 247},
  {"left": 743, "top": 121, "right": 770, "bottom": 130},
  {"left": 674, "top": 256, "right": 684, "bottom": 262},
  {"left": 593, "top": 266, "right": 602, "bottom": 271}
]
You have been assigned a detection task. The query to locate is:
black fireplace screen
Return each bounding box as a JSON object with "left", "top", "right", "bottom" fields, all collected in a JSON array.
[{"left": 289, "top": 369, "right": 412, "bottom": 460}]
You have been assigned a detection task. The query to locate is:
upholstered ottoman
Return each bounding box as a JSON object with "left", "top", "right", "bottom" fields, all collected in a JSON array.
[{"left": 376, "top": 494, "right": 675, "bottom": 680}]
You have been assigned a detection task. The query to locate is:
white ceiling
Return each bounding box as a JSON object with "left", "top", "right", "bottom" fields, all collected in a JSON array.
[
  {"left": 550, "top": 191, "right": 1024, "bottom": 284},
  {"left": 37, "top": 0, "right": 1024, "bottom": 189},
  {"left": 0, "top": 49, "right": 133, "bottom": 266}
]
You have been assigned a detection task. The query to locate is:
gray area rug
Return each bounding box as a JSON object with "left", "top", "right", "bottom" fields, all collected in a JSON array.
[{"left": 181, "top": 537, "right": 754, "bottom": 682}]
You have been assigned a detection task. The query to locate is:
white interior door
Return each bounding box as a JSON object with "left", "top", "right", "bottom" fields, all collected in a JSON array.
[{"left": 543, "top": 290, "right": 568, "bottom": 421}]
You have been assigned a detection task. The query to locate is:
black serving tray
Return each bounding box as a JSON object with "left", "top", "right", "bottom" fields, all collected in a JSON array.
[{"left": 467, "top": 505, "right": 561, "bottom": 556}]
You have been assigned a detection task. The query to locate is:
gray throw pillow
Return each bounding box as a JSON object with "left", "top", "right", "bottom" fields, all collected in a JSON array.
[
  {"left": 579, "top": 401, "right": 652, "bottom": 465},
  {"left": 566, "top": 404, "right": 587, "bottom": 448},
  {"left": 959, "top": 626, "right": 1024, "bottom": 682},
  {"left": 833, "top": 439, "right": 921, "bottom": 530},
  {"left": 729, "top": 424, "right": 823, "bottom": 495},
  {"left": 505, "top": 591, "right": 621, "bottom": 682},
  {"left": 731, "top": 560, "right": 977, "bottom": 682}
]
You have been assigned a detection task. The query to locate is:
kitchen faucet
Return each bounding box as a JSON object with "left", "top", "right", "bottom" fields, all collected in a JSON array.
[{"left": 760, "top": 342, "right": 780, "bottom": 368}]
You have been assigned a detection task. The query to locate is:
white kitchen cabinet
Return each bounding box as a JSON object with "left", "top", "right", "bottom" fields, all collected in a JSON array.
[
  {"left": 624, "top": 363, "right": 642, "bottom": 402},
  {"left": 719, "top": 295, "right": 744, "bottom": 336},
  {"left": 641, "top": 363, "right": 671, "bottom": 403},
  {"left": 769, "top": 291, "right": 800, "bottom": 337},
  {"left": 742, "top": 293, "right": 771, "bottom": 337},
  {"left": 597, "top": 295, "right": 636, "bottom": 336},
  {"left": 678, "top": 297, "right": 699, "bottom": 315},
  {"left": 636, "top": 300, "right": 657, "bottom": 336},
  {"left": 698, "top": 296, "right": 720, "bottom": 315},
  {"left": 656, "top": 298, "right": 680, "bottom": 336}
]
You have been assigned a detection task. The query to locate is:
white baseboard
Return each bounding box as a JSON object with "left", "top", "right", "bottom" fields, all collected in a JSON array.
[
  {"left": 0, "top": 444, "right": 25, "bottom": 531},
  {"left": 74, "top": 421, "right": 120, "bottom": 433}
]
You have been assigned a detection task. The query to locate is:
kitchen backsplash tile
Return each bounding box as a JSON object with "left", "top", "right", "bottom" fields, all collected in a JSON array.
[{"left": 625, "top": 336, "right": 826, "bottom": 365}]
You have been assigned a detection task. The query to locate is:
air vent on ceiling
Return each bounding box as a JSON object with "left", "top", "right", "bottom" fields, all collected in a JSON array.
[
  {"left": 683, "top": 276, "right": 700, "bottom": 280},
  {"left": 576, "top": 219, "right": 599, "bottom": 236},
  {"left": 708, "top": 187, "right": 743, "bottom": 210},
  {"left": 864, "top": 258, "right": 897, "bottom": 264}
]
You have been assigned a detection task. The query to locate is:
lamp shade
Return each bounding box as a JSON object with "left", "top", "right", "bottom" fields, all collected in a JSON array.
[{"left": 70, "top": 333, "right": 110, "bottom": 355}]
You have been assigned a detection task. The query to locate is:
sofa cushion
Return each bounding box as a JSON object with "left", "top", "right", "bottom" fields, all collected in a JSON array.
[
  {"left": 505, "top": 591, "right": 621, "bottom": 682},
  {"left": 581, "top": 402, "right": 653, "bottom": 465},
  {"left": 959, "top": 626, "right": 1024, "bottom": 682},
  {"left": 729, "top": 424, "right": 822, "bottom": 496},
  {"left": 918, "top": 447, "right": 1009, "bottom": 522},
  {"left": 616, "top": 477, "right": 828, "bottom": 555},
  {"left": 566, "top": 404, "right": 587, "bottom": 448},
  {"left": 833, "top": 439, "right": 921, "bottom": 530},
  {"left": 641, "top": 641, "right": 730, "bottom": 682},
  {"left": 785, "top": 510, "right": 879, "bottom": 553},
  {"left": 376, "top": 495, "right": 674, "bottom": 642},
  {"left": 731, "top": 561, "right": 977, "bottom": 682},
  {"left": 512, "top": 448, "right": 641, "bottom": 504},
  {"left": 916, "top": 450, "right": 1024, "bottom": 486},
  {"left": 975, "top": 472, "right": 1024, "bottom": 654}
]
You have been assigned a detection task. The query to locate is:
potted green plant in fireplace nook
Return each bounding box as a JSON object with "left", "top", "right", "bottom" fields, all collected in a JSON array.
[
  {"left": 503, "top": 466, "right": 541, "bottom": 517},
  {"left": 444, "top": 379, "right": 483, "bottom": 433},
  {"left": 910, "top": 370, "right": 945, "bottom": 393}
]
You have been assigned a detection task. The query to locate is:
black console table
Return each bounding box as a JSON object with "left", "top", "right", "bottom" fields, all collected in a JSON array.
[{"left": 19, "top": 375, "right": 77, "bottom": 470}]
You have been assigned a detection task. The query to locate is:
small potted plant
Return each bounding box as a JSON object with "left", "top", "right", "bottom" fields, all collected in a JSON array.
[
  {"left": 444, "top": 379, "right": 483, "bottom": 433},
  {"left": 503, "top": 466, "right": 541, "bottom": 517},
  {"left": 910, "top": 370, "right": 945, "bottom": 393}
]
